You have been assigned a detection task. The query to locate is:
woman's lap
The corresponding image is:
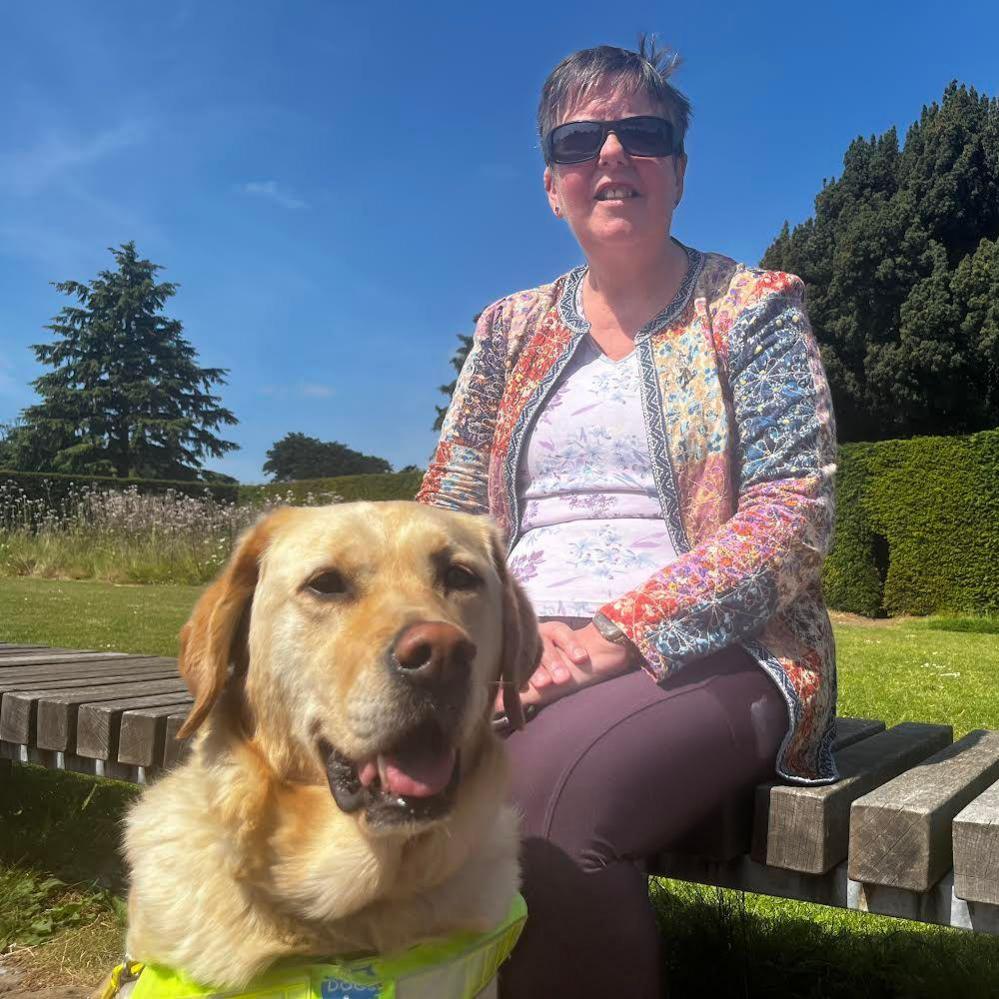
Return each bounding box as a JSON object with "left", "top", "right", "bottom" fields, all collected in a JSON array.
[
  {"left": 498, "top": 640, "right": 787, "bottom": 997},
  {"left": 505, "top": 641, "right": 788, "bottom": 861}
]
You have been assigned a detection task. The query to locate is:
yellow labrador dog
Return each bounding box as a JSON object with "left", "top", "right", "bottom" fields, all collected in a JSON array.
[{"left": 122, "top": 502, "right": 539, "bottom": 990}]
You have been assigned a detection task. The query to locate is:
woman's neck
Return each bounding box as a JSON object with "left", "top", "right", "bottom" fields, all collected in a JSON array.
[{"left": 583, "top": 238, "right": 688, "bottom": 332}]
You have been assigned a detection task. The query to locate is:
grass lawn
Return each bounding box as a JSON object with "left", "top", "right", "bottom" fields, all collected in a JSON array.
[
  {"left": 0, "top": 576, "right": 202, "bottom": 657},
  {"left": 2, "top": 577, "right": 999, "bottom": 996}
]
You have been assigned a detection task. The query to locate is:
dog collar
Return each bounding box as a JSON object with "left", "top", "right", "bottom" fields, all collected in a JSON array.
[{"left": 107, "top": 893, "right": 526, "bottom": 998}]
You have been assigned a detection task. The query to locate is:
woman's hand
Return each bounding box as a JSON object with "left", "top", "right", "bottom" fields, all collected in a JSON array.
[{"left": 516, "top": 620, "right": 636, "bottom": 711}]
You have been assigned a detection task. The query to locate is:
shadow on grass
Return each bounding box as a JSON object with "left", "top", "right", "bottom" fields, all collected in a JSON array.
[
  {"left": 652, "top": 879, "right": 999, "bottom": 999},
  {"left": 0, "top": 763, "right": 139, "bottom": 893},
  {"left": 5, "top": 764, "right": 999, "bottom": 997}
]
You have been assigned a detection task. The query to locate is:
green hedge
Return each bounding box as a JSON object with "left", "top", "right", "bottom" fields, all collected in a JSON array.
[
  {"left": 821, "top": 443, "right": 885, "bottom": 616},
  {"left": 0, "top": 468, "right": 239, "bottom": 504},
  {"left": 824, "top": 430, "right": 999, "bottom": 617},
  {"left": 239, "top": 470, "right": 424, "bottom": 506}
]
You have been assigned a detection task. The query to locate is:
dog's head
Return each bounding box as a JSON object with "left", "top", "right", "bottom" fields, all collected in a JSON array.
[{"left": 175, "top": 502, "right": 539, "bottom": 831}]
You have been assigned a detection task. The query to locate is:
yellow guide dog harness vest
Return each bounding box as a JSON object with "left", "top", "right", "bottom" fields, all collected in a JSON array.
[{"left": 103, "top": 894, "right": 526, "bottom": 999}]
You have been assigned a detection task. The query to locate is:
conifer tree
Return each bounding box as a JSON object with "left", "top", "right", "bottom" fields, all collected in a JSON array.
[
  {"left": 433, "top": 316, "right": 478, "bottom": 432},
  {"left": 15, "top": 243, "right": 238, "bottom": 478},
  {"left": 762, "top": 83, "right": 999, "bottom": 441}
]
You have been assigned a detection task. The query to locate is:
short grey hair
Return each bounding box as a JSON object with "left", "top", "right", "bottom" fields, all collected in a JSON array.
[{"left": 537, "top": 36, "right": 692, "bottom": 162}]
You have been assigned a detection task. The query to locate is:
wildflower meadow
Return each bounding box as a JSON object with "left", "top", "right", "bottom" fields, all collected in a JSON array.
[{"left": 0, "top": 479, "right": 340, "bottom": 585}]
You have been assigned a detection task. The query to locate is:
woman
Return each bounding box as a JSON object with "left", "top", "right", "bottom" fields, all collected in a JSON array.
[{"left": 418, "top": 39, "right": 837, "bottom": 997}]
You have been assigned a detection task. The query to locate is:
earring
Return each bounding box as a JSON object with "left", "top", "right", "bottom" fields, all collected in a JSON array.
[{"left": 554, "top": 205, "right": 561, "bottom": 217}]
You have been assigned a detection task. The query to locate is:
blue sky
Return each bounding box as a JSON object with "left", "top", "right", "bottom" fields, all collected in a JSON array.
[{"left": 1, "top": 1, "right": 996, "bottom": 483}]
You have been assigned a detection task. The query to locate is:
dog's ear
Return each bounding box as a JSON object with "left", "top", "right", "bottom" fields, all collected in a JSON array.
[
  {"left": 488, "top": 528, "right": 541, "bottom": 730},
  {"left": 176, "top": 508, "right": 296, "bottom": 739}
]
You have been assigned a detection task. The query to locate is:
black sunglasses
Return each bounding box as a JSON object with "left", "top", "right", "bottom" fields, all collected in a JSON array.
[{"left": 544, "top": 116, "right": 679, "bottom": 165}]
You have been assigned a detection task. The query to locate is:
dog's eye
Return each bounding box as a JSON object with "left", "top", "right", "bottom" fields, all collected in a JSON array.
[
  {"left": 444, "top": 565, "right": 481, "bottom": 591},
  {"left": 306, "top": 570, "right": 348, "bottom": 597}
]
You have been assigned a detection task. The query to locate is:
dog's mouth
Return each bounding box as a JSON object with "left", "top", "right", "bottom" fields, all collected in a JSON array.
[{"left": 319, "top": 721, "right": 460, "bottom": 826}]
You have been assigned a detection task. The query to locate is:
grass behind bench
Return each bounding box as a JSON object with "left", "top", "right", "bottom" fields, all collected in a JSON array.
[
  {"left": 0, "top": 576, "right": 200, "bottom": 657},
  {"left": 2, "top": 578, "right": 999, "bottom": 996}
]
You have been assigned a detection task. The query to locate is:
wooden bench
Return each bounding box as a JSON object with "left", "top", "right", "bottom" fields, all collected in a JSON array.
[
  {"left": 0, "top": 642, "right": 193, "bottom": 782},
  {"left": 4, "top": 643, "right": 999, "bottom": 937},
  {"left": 654, "top": 718, "right": 999, "bottom": 934}
]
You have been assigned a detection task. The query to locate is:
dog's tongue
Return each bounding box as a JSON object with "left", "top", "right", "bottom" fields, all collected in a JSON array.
[{"left": 378, "top": 745, "right": 456, "bottom": 798}]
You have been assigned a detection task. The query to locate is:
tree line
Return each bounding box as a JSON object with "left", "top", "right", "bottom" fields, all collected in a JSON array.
[
  {"left": 762, "top": 82, "right": 998, "bottom": 442},
  {"left": 0, "top": 243, "right": 399, "bottom": 483}
]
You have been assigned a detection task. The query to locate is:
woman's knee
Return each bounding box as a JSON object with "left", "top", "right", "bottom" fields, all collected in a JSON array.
[{"left": 531, "top": 726, "right": 685, "bottom": 871}]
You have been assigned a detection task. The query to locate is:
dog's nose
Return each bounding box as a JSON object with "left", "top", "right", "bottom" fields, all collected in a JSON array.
[{"left": 392, "top": 622, "right": 476, "bottom": 688}]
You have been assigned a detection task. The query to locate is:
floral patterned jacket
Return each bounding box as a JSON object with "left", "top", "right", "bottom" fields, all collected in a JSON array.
[{"left": 418, "top": 247, "right": 838, "bottom": 783}]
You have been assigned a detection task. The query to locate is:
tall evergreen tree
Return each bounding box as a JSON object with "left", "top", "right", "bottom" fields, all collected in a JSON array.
[
  {"left": 0, "top": 423, "right": 17, "bottom": 468},
  {"left": 0, "top": 418, "right": 57, "bottom": 472},
  {"left": 15, "top": 243, "right": 238, "bottom": 478},
  {"left": 432, "top": 316, "right": 478, "bottom": 432},
  {"left": 762, "top": 83, "right": 999, "bottom": 441}
]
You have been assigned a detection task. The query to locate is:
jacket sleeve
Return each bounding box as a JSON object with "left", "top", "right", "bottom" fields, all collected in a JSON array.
[
  {"left": 416, "top": 300, "right": 509, "bottom": 516},
  {"left": 597, "top": 275, "right": 837, "bottom": 679}
]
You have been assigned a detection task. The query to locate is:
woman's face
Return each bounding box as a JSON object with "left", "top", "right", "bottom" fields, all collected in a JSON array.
[{"left": 544, "top": 80, "right": 686, "bottom": 257}]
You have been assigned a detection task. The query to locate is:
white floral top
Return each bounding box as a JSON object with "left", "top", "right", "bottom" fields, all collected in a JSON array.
[{"left": 507, "top": 335, "right": 678, "bottom": 617}]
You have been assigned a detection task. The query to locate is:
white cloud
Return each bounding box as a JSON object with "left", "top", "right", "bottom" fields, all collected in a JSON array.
[
  {"left": 0, "top": 224, "right": 92, "bottom": 270},
  {"left": 240, "top": 180, "right": 307, "bottom": 210},
  {"left": 259, "top": 382, "right": 334, "bottom": 400},
  {"left": 301, "top": 382, "right": 333, "bottom": 398},
  {"left": 0, "top": 121, "right": 148, "bottom": 195}
]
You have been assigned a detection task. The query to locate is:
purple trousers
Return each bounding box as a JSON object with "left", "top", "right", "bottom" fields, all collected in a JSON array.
[{"left": 499, "top": 632, "right": 788, "bottom": 998}]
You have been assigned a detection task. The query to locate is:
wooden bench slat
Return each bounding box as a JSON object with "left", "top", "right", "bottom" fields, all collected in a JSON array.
[
  {"left": 751, "top": 722, "right": 953, "bottom": 874},
  {"left": 0, "top": 668, "right": 184, "bottom": 741},
  {"left": 0, "top": 645, "right": 55, "bottom": 655},
  {"left": 954, "top": 779, "right": 999, "bottom": 905},
  {"left": 0, "top": 668, "right": 182, "bottom": 701},
  {"left": 665, "top": 716, "right": 890, "bottom": 864},
  {"left": 76, "top": 693, "right": 193, "bottom": 762},
  {"left": 831, "top": 717, "right": 887, "bottom": 750},
  {"left": 849, "top": 730, "right": 999, "bottom": 891},
  {"left": 163, "top": 713, "right": 192, "bottom": 769},
  {"left": 118, "top": 701, "right": 197, "bottom": 766},
  {"left": 35, "top": 679, "right": 191, "bottom": 753},
  {"left": 0, "top": 658, "right": 177, "bottom": 688},
  {"left": 0, "top": 653, "right": 175, "bottom": 674},
  {"left": 0, "top": 678, "right": 189, "bottom": 747},
  {"left": 0, "top": 651, "right": 128, "bottom": 667}
]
